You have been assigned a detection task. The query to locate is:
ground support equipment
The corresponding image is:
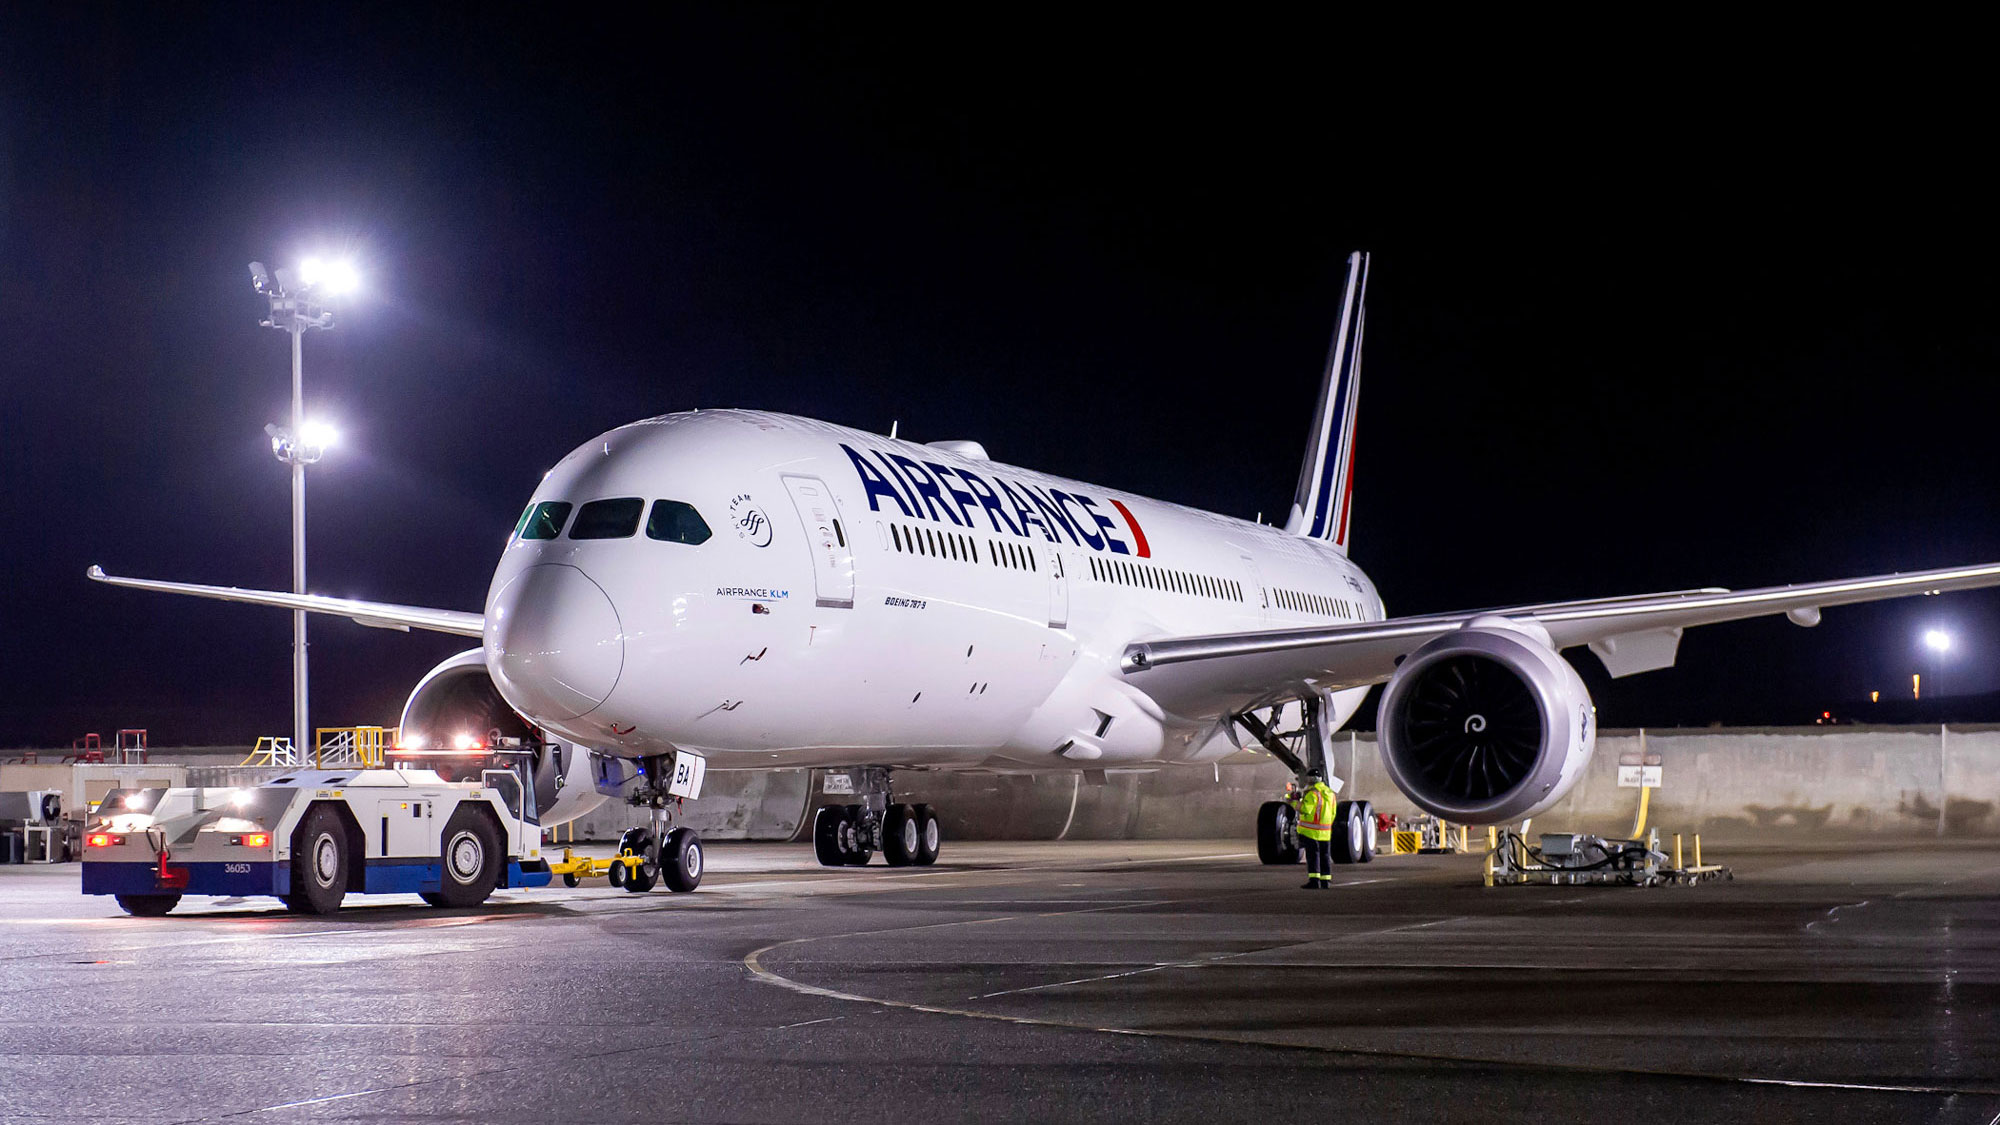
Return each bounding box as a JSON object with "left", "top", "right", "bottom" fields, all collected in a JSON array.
[
  {"left": 1486, "top": 829, "right": 1733, "bottom": 887},
  {"left": 1387, "top": 814, "right": 1472, "bottom": 855},
  {"left": 80, "top": 768, "right": 552, "bottom": 916}
]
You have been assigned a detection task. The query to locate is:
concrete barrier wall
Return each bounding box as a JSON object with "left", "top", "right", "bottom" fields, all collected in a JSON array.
[
  {"left": 562, "top": 725, "right": 2000, "bottom": 844},
  {"left": 1545, "top": 726, "right": 2000, "bottom": 841},
  {"left": 42, "top": 727, "right": 2000, "bottom": 844}
]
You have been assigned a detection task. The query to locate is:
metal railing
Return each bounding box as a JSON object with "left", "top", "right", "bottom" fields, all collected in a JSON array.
[
  {"left": 314, "top": 726, "right": 395, "bottom": 769},
  {"left": 240, "top": 736, "right": 301, "bottom": 767}
]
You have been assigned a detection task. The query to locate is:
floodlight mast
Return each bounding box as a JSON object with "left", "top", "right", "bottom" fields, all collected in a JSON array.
[{"left": 249, "top": 259, "right": 352, "bottom": 757}]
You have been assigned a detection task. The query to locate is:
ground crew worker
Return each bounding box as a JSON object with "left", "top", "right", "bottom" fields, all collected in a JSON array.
[{"left": 1295, "top": 771, "right": 1335, "bottom": 889}]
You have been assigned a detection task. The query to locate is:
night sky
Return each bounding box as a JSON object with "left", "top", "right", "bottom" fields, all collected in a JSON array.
[{"left": 4, "top": 12, "right": 1997, "bottom": 747}]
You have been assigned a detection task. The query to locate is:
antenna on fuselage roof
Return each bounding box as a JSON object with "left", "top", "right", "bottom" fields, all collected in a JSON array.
[{"left": 890, "top": 420, "right": 899, "bottom": 440}]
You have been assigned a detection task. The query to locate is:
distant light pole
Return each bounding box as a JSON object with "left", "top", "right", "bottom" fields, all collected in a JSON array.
[
  {"left": 249, "top": 257, "right": 358, "bottom": 757},
  {"left": 1924, "top": 628, "right": 1952, "bottom": 714}
]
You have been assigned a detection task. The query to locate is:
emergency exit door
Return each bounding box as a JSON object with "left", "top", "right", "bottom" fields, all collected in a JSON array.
[{"left": 781, "top": 474, "right": 855, "bottom": 609}]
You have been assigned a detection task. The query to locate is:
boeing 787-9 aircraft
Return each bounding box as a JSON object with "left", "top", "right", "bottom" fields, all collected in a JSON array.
[{"left": 91, "top": 253, "right": 2000, "bottom": 891}]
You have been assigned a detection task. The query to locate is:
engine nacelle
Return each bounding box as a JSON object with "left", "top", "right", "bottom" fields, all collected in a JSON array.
[
  {"left": 398, "top": 649, "right": 605, "bottom": 827},
  {"left": 1376, "top": 619, "right": 1596, "bottom": 824}
]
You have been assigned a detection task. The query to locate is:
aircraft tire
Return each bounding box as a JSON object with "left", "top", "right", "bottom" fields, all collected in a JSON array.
[
  {"left": 1356, "top": 801, "right": 1377, "bottom": 863},
  {"left": 882, "top": 804, "right": 917, "bottom": 867},
  {"left": 913, "top": 804, "right": 940, "bottom": 865},
  {"left": 662, "top": 827, "right": 702, "bottom": 892},
  {"left": 1330, "top": 801, "right": 1364, "bottom": 865},
  {"left": 1257, "top": 801, "right": 1303, "bottom": 865},
  {"left": 618, "top": 828, "right": 657, "bottom": 893},
  {"left": 813, "top": 806, "right": 845, "bottom": 867},
  {"left": 841, "top": 806, "right": 873, "bottom": 866}
]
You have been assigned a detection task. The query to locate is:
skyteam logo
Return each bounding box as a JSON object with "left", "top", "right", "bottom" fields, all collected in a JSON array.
[
  {"left": 838, "top": 443, "right": 1150, "bottom": 557},
  {"left": 729, "top": 494, "right": 773, "bottom": 547}
]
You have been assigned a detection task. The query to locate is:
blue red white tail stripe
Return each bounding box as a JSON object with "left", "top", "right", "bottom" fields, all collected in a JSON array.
[{"left": 1289, "top": 251, "right": 1369, "bottom": 552}]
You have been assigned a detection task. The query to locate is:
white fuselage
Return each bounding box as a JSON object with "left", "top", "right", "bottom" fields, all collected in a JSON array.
[{"left": 483, "top": 410, "right": 1383, "bottom": 770}]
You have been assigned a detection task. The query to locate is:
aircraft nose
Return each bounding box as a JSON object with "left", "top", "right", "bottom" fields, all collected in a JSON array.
[{"left": 487, "top": 564, "right": 625, "bottom": 721}]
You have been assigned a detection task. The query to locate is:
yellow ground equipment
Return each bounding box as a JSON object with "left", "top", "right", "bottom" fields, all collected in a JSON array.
[
  {"left": 1387, "top": 814, "right": 1470, "bottom": 854},
  {"left": 548, "top": 846, "right": 648, "bottom": 888}
]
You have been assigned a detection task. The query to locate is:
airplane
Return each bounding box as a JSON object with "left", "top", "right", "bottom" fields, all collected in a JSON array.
[{"left": 89, "top": 251, "right": 2000, "bottom": 892}]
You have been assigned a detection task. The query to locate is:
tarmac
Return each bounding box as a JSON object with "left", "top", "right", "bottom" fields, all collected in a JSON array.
[{"left": 3, "top": 839, "right": 1999, "bottom": 1123}]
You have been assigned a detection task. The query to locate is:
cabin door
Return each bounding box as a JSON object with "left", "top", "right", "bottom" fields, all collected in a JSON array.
[{"left": 781, "top": 474, "right": 855, "bottom": 609}]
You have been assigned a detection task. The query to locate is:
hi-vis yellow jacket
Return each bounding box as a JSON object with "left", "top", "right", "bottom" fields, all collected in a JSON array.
[{"left": 1296, "top": 781, "right": 1335, "bottom": 842}]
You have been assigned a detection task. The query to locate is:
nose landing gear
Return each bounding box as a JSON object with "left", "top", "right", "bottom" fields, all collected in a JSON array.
[{"left": 611, "top": 753, "right": 705, "bottom": 894}]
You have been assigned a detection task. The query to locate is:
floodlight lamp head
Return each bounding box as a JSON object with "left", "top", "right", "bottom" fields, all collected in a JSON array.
[
  {"left": 299, "top": 421, "right": 338, "bottom": 457},
  {"left": 1925, "top": 629, "right": 1952, "bottom": 654},
  {"left": 318, "top": 259, "right": 360, "bottom": 296},
  {"left": 249, "top": 261, "right": 273, "bottom": 294},
  {"left": 296, "top": 256, "right": 360, "bottom": 297}
]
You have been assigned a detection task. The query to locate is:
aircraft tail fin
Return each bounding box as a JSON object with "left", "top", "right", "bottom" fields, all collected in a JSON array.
[{"left": 1283, "top": 251, "right": 1369, "bottom": 553}]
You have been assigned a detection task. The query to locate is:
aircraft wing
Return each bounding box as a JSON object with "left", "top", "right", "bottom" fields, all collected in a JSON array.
[
  {"left": 87, "top": 566, "right": 486, "bottom": 638},
  {"left": 1119, "top": 561, "right": 2000, "bottom": 718}
]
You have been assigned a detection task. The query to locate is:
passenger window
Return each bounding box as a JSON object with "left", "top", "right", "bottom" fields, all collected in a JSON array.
[
  {"left": 646, "top": 499, "right": 713, "bottom": 545},
  {"left": 570, "top": 497, "right": 645, "bottom": 540},
  {"left": 520, "top": 501, "right": 573, "bottom": 540}
]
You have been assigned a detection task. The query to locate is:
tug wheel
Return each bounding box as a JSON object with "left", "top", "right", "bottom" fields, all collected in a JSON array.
[
  {"left": 434, "top": 809, "right": 503, "bottom": 908},
  {"left": 288, "top": 805, "right": 350, "bottom": 915},
  {"left": 115, "top": 894, "right": 180, "bottom": 916}
]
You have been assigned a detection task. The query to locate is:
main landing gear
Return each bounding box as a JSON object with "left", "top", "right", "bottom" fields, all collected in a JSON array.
[
  {"left": 1239, "top": 697, "right": 1377, "bottom": 869},
  {"left": 608, "top": 753, "right": 704, "bottom": 894},
  {"left": 811, "top": 769, "right": 940, "bottom": 868}
]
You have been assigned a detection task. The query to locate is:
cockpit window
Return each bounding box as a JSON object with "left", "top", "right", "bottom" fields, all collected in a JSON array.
[
  {"left": 519, "top": 501, "right": 572, "bottom": 540},
  {"left": 646, "top": 500, "right": 712, "bottom": 545},
  {"left": 569, "top": 497, "right": 645, "bottom": 540}
]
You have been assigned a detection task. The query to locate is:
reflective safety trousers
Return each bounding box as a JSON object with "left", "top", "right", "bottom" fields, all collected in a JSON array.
[{"left": 1297, "top": 784, "right": 1335, "bottom": 841}]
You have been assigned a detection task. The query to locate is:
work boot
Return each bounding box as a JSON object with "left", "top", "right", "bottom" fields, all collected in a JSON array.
[{"left": 1300, "top": 879, "right": 1317, "bottom": 889}]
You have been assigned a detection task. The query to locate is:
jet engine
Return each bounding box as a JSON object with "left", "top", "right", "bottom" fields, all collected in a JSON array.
[
  {"left": 1376, "top": 618, "right": 1596, "bottom": 824},
  {"left": 397, "top": 649, "right": 604, "bottom": 826}
]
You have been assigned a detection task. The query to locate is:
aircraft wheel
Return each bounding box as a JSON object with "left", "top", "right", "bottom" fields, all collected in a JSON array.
[
  {"left": 290, "top": 805, "right": 350, "bottom": 915},
  {"left": 662, "top": 827, "right": 703, "bottom": 892},
  {"left": 841, "top": 806, "right": 873, "bottom": 866},
  {"left": 618, "top": 828, "right": 657, "bottom": 893},
  {"left": 882, "top": 804, "right": 917, "bottom": 867},
  {"left": 1331, "top": 801, "right": 1365, "bottom": 865},
  {"left": 1257, "top": 801, "right": 1303, "bottom": 865},
  {"left": 1356, "top": 801, "right": 1377, "bottom": 863},
  {"left": 115, "top": 894, "right": 180, "bottom": 916},
  {"left": 813, "top": 806, "right": 846, "bottom": 867},
  {"left": 913, "top": 804, "right": 940, "bottom": 866}
]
